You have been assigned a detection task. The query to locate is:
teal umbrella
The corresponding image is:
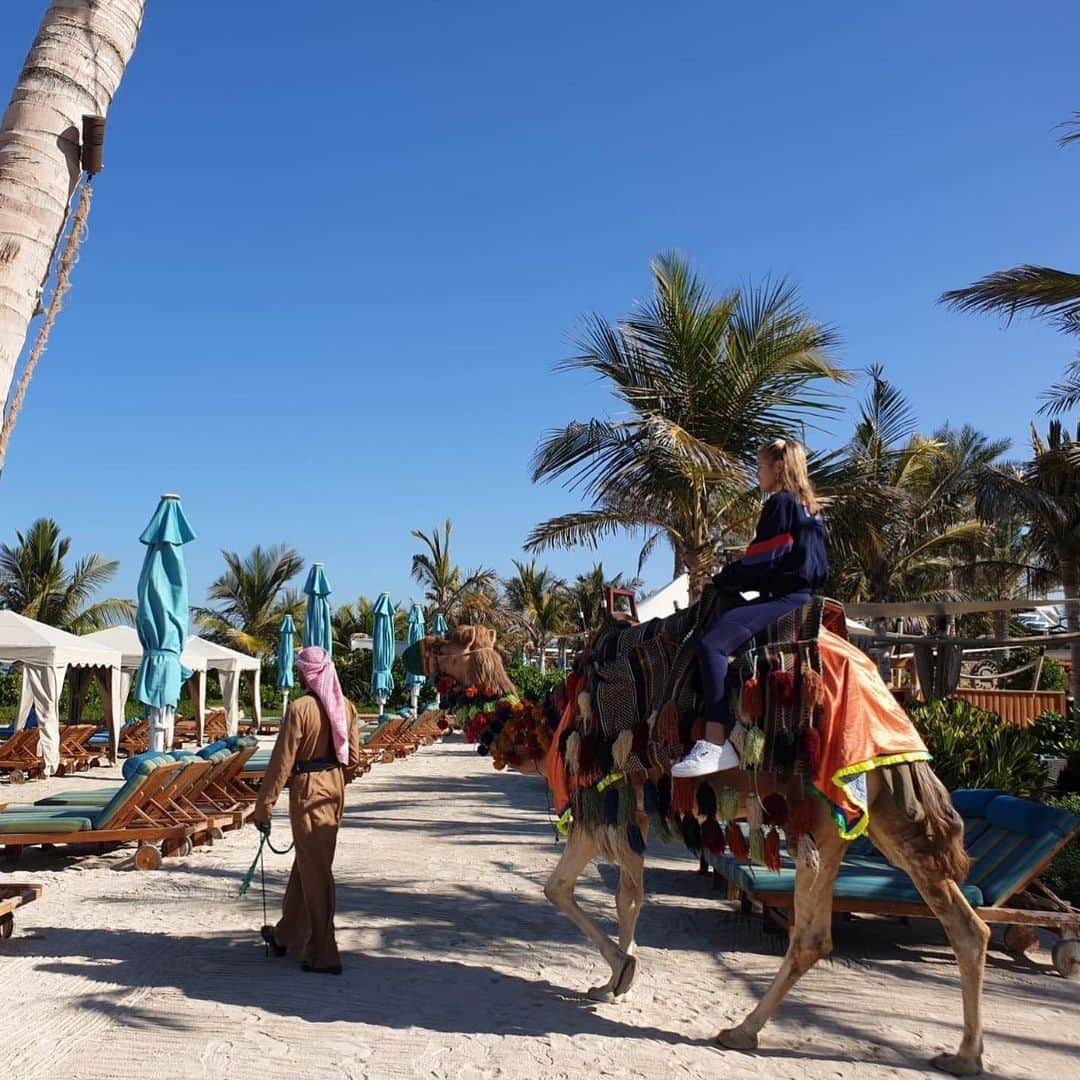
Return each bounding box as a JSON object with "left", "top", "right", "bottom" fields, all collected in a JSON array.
[
  {"left": 432, "top": 613, "right": 449, "bottom": 638},
  {"left": 277, "top": 613, "right": 295, "bottom": 715},
  {"left": 405, "top": 604, "right": 426, "bottom": 715},
  {"left": 371, "top": 592, "right": 396, "bottom": 714},
  {"left": 303, "top": 563, "right": 333, "bottom": 655},
  {"left": 134, "top": 494, "right": 196, "bottom": 751}
]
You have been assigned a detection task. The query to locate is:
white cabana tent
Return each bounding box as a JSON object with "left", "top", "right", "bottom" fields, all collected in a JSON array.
[
  {"left": 636, "top": 575, "right": 690, "bottom": 623},
  {"left": 184, "top": 636, "right": 262, "bottom": 737},
  {"left": 82, "top": 626, "right": 208, "bottom": 742},
  {"left": 0, "top": 610, "right": 124, "bottom": 774}
]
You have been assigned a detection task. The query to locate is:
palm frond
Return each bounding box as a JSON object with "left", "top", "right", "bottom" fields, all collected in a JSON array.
[{"left": 942, "top": 266, "right": 1080, "bottom": 335}]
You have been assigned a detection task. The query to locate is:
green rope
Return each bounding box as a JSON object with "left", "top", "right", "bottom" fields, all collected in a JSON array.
[{"left": 238, "top": 828, "right": 295, "bottom": 898}]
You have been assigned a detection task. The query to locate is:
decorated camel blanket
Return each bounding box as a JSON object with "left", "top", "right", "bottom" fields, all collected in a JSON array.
[{"left": 454, "top": 597, "right": 929, "bottom": 854}]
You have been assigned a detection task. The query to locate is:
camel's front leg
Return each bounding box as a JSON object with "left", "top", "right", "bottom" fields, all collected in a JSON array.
[
  {"left": 717, "top": 827, "right": 846, "bottom": 1051},
  {"left": 543, "top": 826, "right": 636, "bottom": 998}
]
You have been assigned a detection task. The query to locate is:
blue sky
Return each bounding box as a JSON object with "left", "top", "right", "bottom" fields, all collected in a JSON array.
[{"left": 1, "top": 0, "right": 1078, "bottom": 613}]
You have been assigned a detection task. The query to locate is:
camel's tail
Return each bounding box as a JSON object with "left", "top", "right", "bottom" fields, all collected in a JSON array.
[{"left": 902, "top": 761, "right": 970, "bottom": 883}]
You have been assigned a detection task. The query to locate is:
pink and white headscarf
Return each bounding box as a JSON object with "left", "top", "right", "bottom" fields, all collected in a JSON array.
[{"left": 295, "top": 646, "right": 349, "bottom": 765}]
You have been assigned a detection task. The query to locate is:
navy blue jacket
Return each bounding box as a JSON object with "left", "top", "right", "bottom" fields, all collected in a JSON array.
[{"left": 715, "top": 491, "right": 828, "bottom": 597}]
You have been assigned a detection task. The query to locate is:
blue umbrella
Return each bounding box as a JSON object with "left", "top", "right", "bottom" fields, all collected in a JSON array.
[
  {"left": 277, "top": 613, "right": 295, "bottom": 715},
  {"left": 371, "top": 592, "right": 396, "bottom": 714},
  {"left": 405, "top": 604, "right": 426, "bottom": 715},
  {"left": 134, "top": 494, "right": 196, "bottom": 751},
  {"left": 302, "top": 563, "right": 333, "bottom": 655},
  {"left": 432, "top": 612, "right": 449, "bottom": 638}
]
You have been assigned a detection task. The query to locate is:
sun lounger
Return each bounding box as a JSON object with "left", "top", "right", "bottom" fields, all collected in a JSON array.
[
  {"left": 705, "top": 789, "right": 1080, "bottom": 977},
  {"left": 0, "top": 729, "right": 48, "bottom": 783},
  {"left": 57, "top": 724, "right": 103, "bottom": 773},
  {"left": 118, "top": 719, "right": 149, "bottom": 757},
  {"left": 0, "top": 756, "right": 197, "bottom": 870},
  {"left": 0, "top": 883, "right": 43, "bottom": 941}
]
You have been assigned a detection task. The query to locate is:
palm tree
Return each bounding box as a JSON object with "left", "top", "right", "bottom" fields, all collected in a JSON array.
[
  {"left": 941, "top": 111, "right": 1080, "bottom": 414},
  {"left": 0, "top": 2, "right": 147, "bottom": 472},
  {"left": 567, "top": 563, "right": 641, "bottom": 638},
  {"left": 526, "top": 253, "right": 847, "bottom": 600},
  {"left": 0, "top": 518, "right": 133, "bottom": 631},
  {"left": 410, "top": 520, "right": 496, "bottom": 623},
  {"left": 502, "top": 560, "right": 571, "bottom": 673},
  {"left": 975, "top": 421, "right": 1080, "bottom": 699},
  {"left": 825, "top": 370, "right": 998, "bottom": 604},
  {"left": 195, "top": 545, "right": 304, "bottom": 656}
]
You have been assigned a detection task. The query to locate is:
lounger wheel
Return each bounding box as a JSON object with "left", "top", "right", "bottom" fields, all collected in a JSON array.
[
  {"left": 1052, "top": 938, "right": 1080, "bottom": 980},
  {"left": 9, "top": 770, "right": 25, "bottom": 785},
  {"left": 165, "top": 838, "right": 194, "bottom": 858},
  {"left": 134, "top": 844, "right": 162, "bottom": 872},
  {"left": 1003, "top": 925, "right": 1039, "bottom": 957},
  {"left": 0, "top": 913, "right": 13, "bottom": 940},
  {"left": 209, "top": 826, "right": 225, "bottom": 841}
]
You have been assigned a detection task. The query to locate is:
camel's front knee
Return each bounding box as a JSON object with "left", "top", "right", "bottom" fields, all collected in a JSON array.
[
  {"left": 544, "top": 874, "right": 573, "bottom": 909},
  {"left": 791, "top": 931, "right": 832, "bottom": 975}
]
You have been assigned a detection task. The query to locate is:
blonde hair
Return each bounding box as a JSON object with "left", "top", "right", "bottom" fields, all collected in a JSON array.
[{"left": 758, "top": 437, "right": 820, "bottom": 515}]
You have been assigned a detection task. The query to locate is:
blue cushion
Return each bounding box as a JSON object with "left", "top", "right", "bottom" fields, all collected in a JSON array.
[
  {"left": 0, "top": 813, "right": 94, "bottom": 834},
  {"left": 122, "top": 751, "right": 172, "bottom": 780},
  {"left": 197, "top": 739, "right": 230, "bottom": 759},
  {"left": 950, "top": 789, "right": 1005, "bottom": 818},
  {"left": 985, "top": 794, "right": 1076, "bottom": 839}
]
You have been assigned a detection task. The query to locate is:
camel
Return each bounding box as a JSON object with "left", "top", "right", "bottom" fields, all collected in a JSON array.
[{"left": 411, "top": 620, "right": 989, "bottom": 1077}]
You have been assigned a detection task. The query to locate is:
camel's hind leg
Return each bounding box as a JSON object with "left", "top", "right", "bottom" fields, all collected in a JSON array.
[
  {"left": 868, "top": 793, "right": 988, "bottom": 1076},
  {"left": 543, "top": 826, "right": 637, "bottom": 999},
  {"left": 716, "top": 824, "right": 846, "bottom": 1051}
]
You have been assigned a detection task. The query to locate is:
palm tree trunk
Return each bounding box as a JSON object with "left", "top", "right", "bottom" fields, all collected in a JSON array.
[
  {"left": 1060, "top": 557, "right": 1080, "bottom": 706},
  {"left": 0, "top": 1, "right": 146, "bottom": 417}
]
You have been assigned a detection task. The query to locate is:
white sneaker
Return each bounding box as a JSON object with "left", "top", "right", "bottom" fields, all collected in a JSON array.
[{"left": 670, "top": 739, "right": 741, "bottom": 778}]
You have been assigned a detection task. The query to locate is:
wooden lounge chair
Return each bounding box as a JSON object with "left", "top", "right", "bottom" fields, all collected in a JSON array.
[
  {"left": 0, "top": 757, "right": 196, "bottom": 870},
  {"left": 705, "top": 789, "right": 1080, "bottom": 978},
  {"left": 0, "top": 883, "right": 43, "bottom": 941},
  {"left": 57, "top": 724, "right": 103, "bottom": 774},
  {"left": 0, "top": 729, "right": 47, "bottom": 783},
  {"left": 118, "top": 719, "right": 149, "bottom": 757}
]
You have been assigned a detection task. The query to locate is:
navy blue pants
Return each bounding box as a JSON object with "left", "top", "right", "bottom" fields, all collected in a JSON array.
[{"left": 698, "top": 593, "right": 811, "bottom": 740}]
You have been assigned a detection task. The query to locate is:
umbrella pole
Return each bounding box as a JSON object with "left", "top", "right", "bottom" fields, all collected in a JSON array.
[
  {"left": 409, "top": 686, "right": 420, "bottom": 717},
  {"left": 281, "top": 687, "right": 289, "bottom": 720},
  {"left": 148, "top": 705, "right": 174, "bottom": 753},
  {"left": 377, "top": 693, "right": 387, "bottom": 718}
]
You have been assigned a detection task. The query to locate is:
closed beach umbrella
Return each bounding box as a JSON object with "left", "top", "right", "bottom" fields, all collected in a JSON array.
[
  {"left": 371, "top": 592, "right": 396, "bottom": 715},
  {"left": 134, "top": 494, "right": 196, "bottom": 753},
  {"left": 405, "top": 604, "right": 426, "bottom": 716},
  {"left": 432, "top": 612, "right": 449, "bottom": 638},
  {"left": 277, "top": 613, "right": 295, "bottom": 715},
  {"left": 303, "top": 563, "right": 333, "bottom": 655}
]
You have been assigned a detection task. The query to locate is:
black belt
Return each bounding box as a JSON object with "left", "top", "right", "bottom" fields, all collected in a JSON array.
[{"left": 292, "top": 758, "right": 341, "bottom": 775}]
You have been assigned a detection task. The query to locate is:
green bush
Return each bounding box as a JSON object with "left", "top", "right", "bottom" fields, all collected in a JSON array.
[
  {"left": 1043, "top": 793, "right": 1080, "bottom": 905},
  {"left": 506, "top": 662, "right": 566, "bottom": 702},
  {"left": 1030, "top": 710, "right": 1075, "bottom": 757},
  {"left": 998, "top": 647, "right": 1068, "bottom": 692},
  {"left": 907, "top": 699, "right": 1046, "bottom": 798}
]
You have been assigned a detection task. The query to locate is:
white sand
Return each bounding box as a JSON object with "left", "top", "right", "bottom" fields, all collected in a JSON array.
[{"left": 1, "top": 738, "right": 1077, "bottom": 1079}]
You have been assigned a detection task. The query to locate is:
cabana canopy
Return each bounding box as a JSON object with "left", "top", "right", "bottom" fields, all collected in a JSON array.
[
  {"left": 82, "top": 625, "right": 208, "bottom": 740},
  {"left": 0, "top": 610, "right": 124, "bottom": 773},
  {"left": 184, "top": 636, "right": 262, "bottom": 737}
]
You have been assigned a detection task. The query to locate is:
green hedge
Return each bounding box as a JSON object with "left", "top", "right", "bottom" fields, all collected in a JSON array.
[{"left": 1044, "top": 793, "right": 1080, "bottom": 905}]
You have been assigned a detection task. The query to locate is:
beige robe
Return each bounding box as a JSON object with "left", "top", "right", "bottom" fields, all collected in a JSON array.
[{"left": 254, "top": 693, "right": 360, "bottom": 969}]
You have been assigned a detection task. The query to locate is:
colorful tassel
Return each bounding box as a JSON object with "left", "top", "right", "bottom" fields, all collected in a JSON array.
[
  {"left": 696, "top": 781, "right": 717, "bottom": 821},
  {"left": 743, "top": 725, "right": 766, "bottom": 768},
  {"left": 749, "top": 827, "right": 765, "bottom": 865},
  {"left": 728, "top": 721, "right": 748, "bottom": 760},
  {"left": 775, "top": 727, "right": 798, "bottom": 771},
  {"left": 565, "top": 732, "right": 581, "bottom": 775},
  {"left": 739, "top": 676, "right": 764, "bottom": 722},
  {"left": 719, "top": 786, "right": 739, "bottom": 822},
  {"left": 701, "top": 817, "right": 726, "bottom": 855},
  {"left": 578, "top": 733, "right": 600, "bottom": 776},
  {"left": 801, "top": 663, "right": 825, "bottom": 711},
  {"left": 577, "top": 691, "right": 594, "bottom": 730},
  {"left": 761, "top": 793, "right": 789, "bottom": 828},
  {"left": 627, "top": 824, "right": 646, "bottom": 854},
  {"left": 763, "top": 827, "right": 782, "bottom": 871},
  {"left": 681, "top": 815, "right": 702, "bottom": 853},
  {"left": 655, "top": 701, "right": 680, "bottom": 747},
  {"left": 801, "top": 726, "right": 822, "bottom": 773},
  {"left": 768, "top": 670, "right": 797, "bottom": 707},
  {"left": 726, "top": 821, "right": 750, "bottom": 861},
  {"left": 746, "top": 794, "right": 764, "bottom": 833},
  {"left": 612, "top": 729, "right": 634, "bottom": 773},
  {"left": 671, "top": 777, "right": 696, "bottom": 816}
]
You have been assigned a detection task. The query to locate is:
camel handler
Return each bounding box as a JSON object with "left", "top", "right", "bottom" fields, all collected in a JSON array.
[{"left": 251, "top": 645, "right": 360, "bottom": 975}]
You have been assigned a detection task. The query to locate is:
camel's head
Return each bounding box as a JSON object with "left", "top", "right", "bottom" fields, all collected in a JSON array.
[{"left": 403, "top": 624, "right": 517, "bottom": 696}]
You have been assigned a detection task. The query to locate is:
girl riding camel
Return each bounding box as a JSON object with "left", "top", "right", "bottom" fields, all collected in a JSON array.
[{"left": 672, "top": 437, "right": 828, "bottom": 778}]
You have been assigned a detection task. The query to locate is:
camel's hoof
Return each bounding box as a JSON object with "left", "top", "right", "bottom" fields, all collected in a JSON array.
[
  {"left": 586, "top": 984, "right": 616, "bottom": 1003},
  {"left": 931, "top": 1053, "right": 983, "bottom": 1077},
  {"left": 612, "top": 954, "right": 637, "bottom": 998},
  {"left": 715, "top": 1027, "right": 758, "bottom": 1052}
]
